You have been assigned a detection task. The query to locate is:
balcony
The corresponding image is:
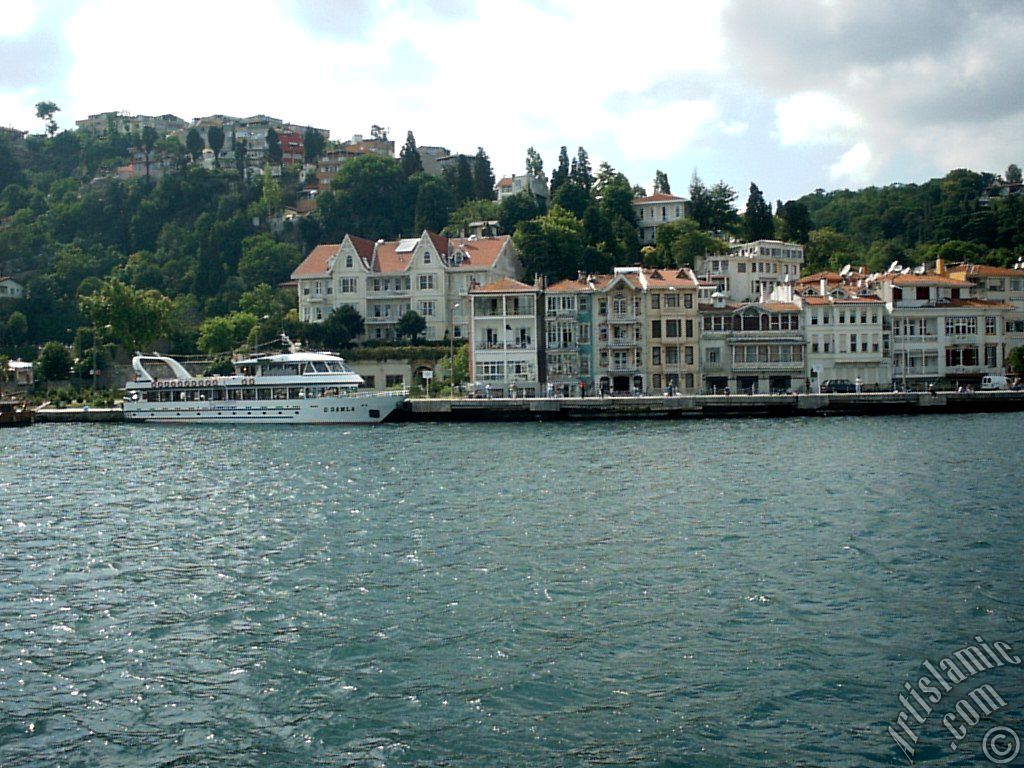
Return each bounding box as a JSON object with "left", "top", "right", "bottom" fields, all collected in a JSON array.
[
  {"left": 607, "top": 337, "right": 640, "bottom": 348},
  {"left": 366, "top": 316, "right": 398, "bottom": 324},
  {"left": 608, "top": 313, "right": 639, "bottom": 323},
  {"left": 475, "top": 341, "right": 536, "bottom": 351},
  {"left": 607, "top": 364, "right": 641, "bottom": 373},
  {"left": 731, "top": 360, "right": 805, "bottom": 371}
]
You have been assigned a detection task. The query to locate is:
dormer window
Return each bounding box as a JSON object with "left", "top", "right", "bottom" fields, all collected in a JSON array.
[
  {"left": 424, "top": 250, "right": 431, "bottom": 264},
  {"left": 346, "top": 254, "right": 352, "bottom": 268}
]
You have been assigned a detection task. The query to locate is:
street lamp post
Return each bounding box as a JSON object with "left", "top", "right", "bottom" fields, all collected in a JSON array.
[{"left": 450, "top": 302, "right": 460, "bottom": 398}]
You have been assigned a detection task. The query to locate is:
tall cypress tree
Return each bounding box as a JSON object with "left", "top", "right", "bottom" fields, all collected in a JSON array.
[
  {"left": 572, "top": 147, "right": 593, "bottom": 192},
  {"left": 472, "top": 147, "right": 495, "bottom": 200},
  {"left": 400, "top": 131, "right": 423, "bottom": 177},
  {"left": 551, "top": 146, "right": 570, "bottom": 194},
  {"left": 744, "top": 182, "right": 775, "bottom": 241}
]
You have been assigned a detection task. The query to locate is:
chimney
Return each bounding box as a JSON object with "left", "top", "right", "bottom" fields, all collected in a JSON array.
[
  {"left": 819, "top": 277, "right": 827, "bottom": 296},
  {"left": 935, "top": 257, "right": 946, "bottom": 275}
]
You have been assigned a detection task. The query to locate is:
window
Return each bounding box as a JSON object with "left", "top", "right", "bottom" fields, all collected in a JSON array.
[
  {"left": 707, "top": 347, "right": 720, "bottom": 363},
  {"left": 651, "top": 294, "right": 660, "bottom": 309},
  {"left": 423, "top": 249, "right": 431, "bottom": 264},
  {"left": 685, "top": 319, "right": 693, "bottom": 338},
  {"left": 599, "top": 300, "right": 607, "bottom": 316},
  {"left": 418, "top": 301, "right": 435, "bottom": 317},
  {"left": 738, "top": 262, "right": 747, "bottom": 273},
  {"left": 651, "top": 320, "right": 661, "bottom": 339},
  {"left": 418, "top": 274, "right": 435, "bottom": 290},
  {"left": 346, "top": 253, "right": 353, "bottom": 268},
  {"left": 684, "top": 346, "right": 694, "bottom": 365},
  {"left": 684, "top": 293, "right": 693, "bottom": 309},
  {"left": 665, "top": 319, "right": 681, "bottom": 338},
  {"left": 652, "top": 347, "right": 661, "bottom": 365},
  {"left": 665, "top": 293, "right": 679, "bottom": 308},
  {"left": 945, "top": 317, "right": 977, "bottom": 336},
  {"left": 986, "top": 317, "right": 997, "bottom": 335},
  {"left": 850, "top": 334, "right": 857, "bottom": 352},
  {"left": 665, "top": 346, "right": 679, "bottom": 364},
  {"left": 916, "top": 287, "right": 930, "bottom": 301},
  {"left": 341, "top": 278, "right": 357, "bottom": 293},
  {"left": 579, "top": 297, "right": 589, "bottom": 312}
]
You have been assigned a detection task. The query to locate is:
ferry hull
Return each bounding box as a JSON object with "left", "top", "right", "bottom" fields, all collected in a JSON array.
[{"left": 123, "top": 392, "right": 405, "bottom": 424}]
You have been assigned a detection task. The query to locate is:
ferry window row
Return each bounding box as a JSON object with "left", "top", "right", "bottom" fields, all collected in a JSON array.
[{"left": 142, "top": 386, "right": 354, "bottom": 403}]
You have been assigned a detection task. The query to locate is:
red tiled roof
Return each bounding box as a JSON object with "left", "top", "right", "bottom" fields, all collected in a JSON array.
[
  {"left": 948, "top": 264, "right": 1023, "bottom": 279},
  {"left": 796, "top": 271, "right": 844, "bottom": 285},
  {"left": 633, "top": 193, "right": 686, "bottom": 204},
  {"left": 373, "top": 241, "right": 410, "bottom": 273},
  {"left": 348, "top": 235, "right": 375, "bottom": 267},
  {"left": 291, "top": 243, "right": 340, "bottom": 278},
  {"left": 471, "top": 277, "right": 537, "bottom": 294},
  {"left": 888, "top": 273, "right": 966, "bottom": 287},
  {"left": 447, "top": 236, "right": 509, "bottom": 269}
]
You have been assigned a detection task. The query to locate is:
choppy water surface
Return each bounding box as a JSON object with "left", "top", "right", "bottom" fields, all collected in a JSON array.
[{"left": 1, "top": 415, "right": 1022, "bottom": 766}]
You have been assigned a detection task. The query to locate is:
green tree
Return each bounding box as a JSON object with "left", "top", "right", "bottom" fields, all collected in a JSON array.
[
  {"left": 744, "top": 182, "right": 775, "bottom": 241},
  {"left": 266, "top": 127, "right": 282, "bottom": 169},
  {"left": 238, "top": 283, "right": 289, "bottom": 322},
  {"left": 1006, "top": 164, "right": 1022, "bottom": 184},
  {"left": 499, "top": 192, "right": 542, "bottom": 235},
  {"left": 36, "top": 341, "right": 72, "bottom": 381},
  {"left": 413, "top": 175, "right": 455, "bottom": 233},
  {"left": 197, "top": 311, "right": 258, "bottom": 355},
  {"left": 237, "top": 234, "right": 301, "bottom": 289},
  {"left": 35, "top": 101, "right": 60, "bottom": 137},
  {"left": 303, "top": 127, "right": 326, "bottom": 165},
  {"left": 400, "top": 131, "right": 423, "bottom": 176},
  {"left": 444, "top": 198, "right": 501, "bottom": 237},
  {"left": 321, "top": 305, "right": 365, "bottom": 348},
  {"left": 513, "top": 205, "right": 586, "bottom": 282},
  {"left": 653, "top": 170, "right": 671, "bottom": 194},
  {"left": 805, "top": 227, "right": 860, "bottom": 273},
  {"left": 233, "top": 136, "right": 248, "bottom": 179},
  {"left": 396, "top": 310, "right": 426, "bottom": 341},
  {"left": 207, "top": 125, "right": 225, "bottom": 168},
  {"left": 185, "top": 128, "right": 204, "bottom": 163},
  {"left": 78, "top": 278, "right": 173, "bottom": 353},
  {"left": 1007, "top": 346, "right": 1024, "bottom": 375},
  {"left": 2, "top": 311, "right": 28, "bottom": 352},
  {"left": 570, "top": 147, "right": 593, "bottom": 191},
  {"left": 317, "top": 154, "right": 409, "bottom": 240},
  {"left": 551, "top": 146, "right": 570, "bottom": 194},
  {"left": 472, "top": 147, "right": 495, "bottom": 200},
  {"left": 777, "top": 200, "right": 812, "bottom": 243},
  {"left": 140, "top": 126, "right": 159, "bottom": 181},
  {"left": 647, "top": 218, "right": 726, "bottom": 268},
  {"left": 525, "top": 147, "right": 543, "bottom": 177}
]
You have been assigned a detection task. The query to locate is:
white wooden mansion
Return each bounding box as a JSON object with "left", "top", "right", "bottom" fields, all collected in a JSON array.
[{"left": 291, "top": 230, "right": 522, "bottom": 342}]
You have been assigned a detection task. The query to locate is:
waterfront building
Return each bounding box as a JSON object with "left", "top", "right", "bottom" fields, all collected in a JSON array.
[
  {"left": 695, "top": 239, "right": 804, "bottom": 303},
  {"left": 292, "top": 231, "right": 522, "bottom": 343},
  {"left": 632, "top": 193, "right": 688, "bottom": 245},
  {"left": 947, "top": 263, "right": 1024, "bottom": 360},
  {"left": 699, "top": 292, "right": 806, "bottom": 393},
  {"left": 544, "top": 267, "right": 700, "bottom": 395},
  {"left": 790, "top": 279, "right": 891, "bottom": 390},
  {"left": 879, "top": 260, "right": 1014, "bottom": 388},
  {"left": 469, "top": 278, "right": 543, "bottom": 397}
]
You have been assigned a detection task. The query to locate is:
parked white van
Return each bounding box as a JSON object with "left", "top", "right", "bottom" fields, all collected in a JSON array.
[{"left": 981, "top": 374, "right": 1008, "bottom": 390}]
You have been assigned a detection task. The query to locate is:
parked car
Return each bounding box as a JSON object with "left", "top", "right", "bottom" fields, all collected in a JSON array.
[{"left": 821, "top": 379, "right": 857, "bottom": 393}]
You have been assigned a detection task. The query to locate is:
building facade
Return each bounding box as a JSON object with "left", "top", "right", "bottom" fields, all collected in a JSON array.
[
  {"left": 495, "top": 174, "right": 549, "bottom": 206},
  {"left": 291, "top": 231, "right": 522, "bottom": 343},
  {"left": 469, "top": 278, "right": 543, "bottom": 397},
  {"left": 699, "top": 293, "right": 806, "bottom": 394},
  {"left": 0, "top": 277, "right": 24, "bottom": 300},
  {"left": 632, "top": 193, "right": 688, "bottom": 245},
  {"left": 543, "top": 267, "right": 700, "bottom": 395},
  {"left": 696, "top": 240, "right": 804, "bottom": 303}
]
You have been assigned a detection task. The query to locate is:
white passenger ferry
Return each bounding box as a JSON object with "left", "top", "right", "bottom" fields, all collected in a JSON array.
[{"left": 123, "top": 337, "right": 406, "bottom": 424}]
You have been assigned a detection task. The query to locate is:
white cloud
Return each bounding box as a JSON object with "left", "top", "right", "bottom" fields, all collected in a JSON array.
[
  {"left": 829, "top": 141, "right": 872, "bottom": 184},
  {"left": 774, "top": 91, "right": 860, "bottom": 146},
  {"left": 1, "top": 0, "right": 37, "bottom": 38}
]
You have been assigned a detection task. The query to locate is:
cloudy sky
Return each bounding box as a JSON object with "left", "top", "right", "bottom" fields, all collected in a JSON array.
[{"left": 2, "top": 0, "right": 1022, "bottom": 203}]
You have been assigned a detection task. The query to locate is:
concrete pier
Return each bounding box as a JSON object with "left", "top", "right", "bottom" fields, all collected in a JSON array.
[{"left": 397, "top": 390, "right": 1024, "bottom": 422}]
